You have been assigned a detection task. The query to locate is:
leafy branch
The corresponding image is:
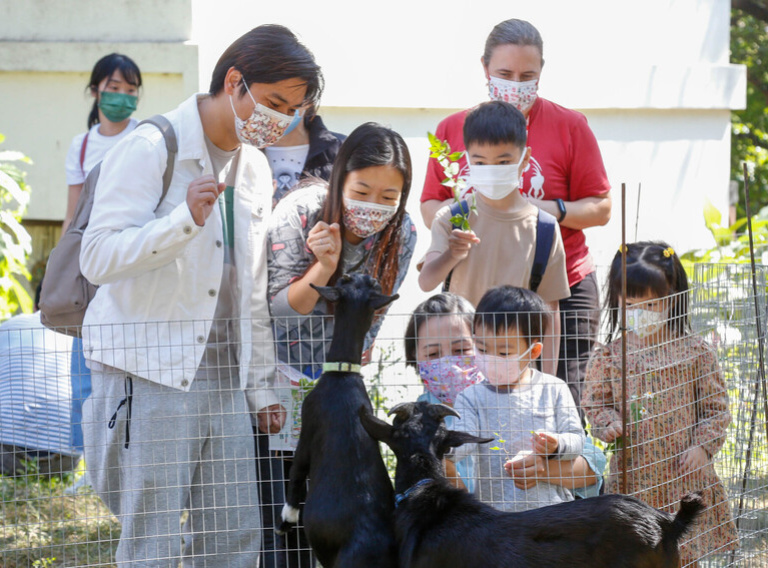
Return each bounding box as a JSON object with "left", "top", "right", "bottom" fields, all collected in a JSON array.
[{"left": 427, "top": 132, "right": 476, "bottom": 231}]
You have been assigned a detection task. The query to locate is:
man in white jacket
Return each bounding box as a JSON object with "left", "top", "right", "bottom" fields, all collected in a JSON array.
[{"left": 79, "top": 25, "right": 323, "bottom": 567}]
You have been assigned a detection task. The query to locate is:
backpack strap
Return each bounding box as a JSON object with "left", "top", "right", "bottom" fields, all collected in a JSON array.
[
  {"left": 530, "top": 208, "right": 557, "bottom": 293},
  {"left": 442, "top": 199, "right": 470, "bottom": 292},
  {"left": 137, "top": 115, "right": 178, "bottom": 209},
  {"left": 79, "top": 132, "right": 89, "bottom": 178}
]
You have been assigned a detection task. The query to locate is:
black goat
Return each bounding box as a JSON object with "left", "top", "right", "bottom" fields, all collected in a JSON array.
[
  {"left": 278, "top": 273, "right": 398, "bottom": 568},
  {"left": 360, "top": 401, "right": 705, "bottom": 568}
]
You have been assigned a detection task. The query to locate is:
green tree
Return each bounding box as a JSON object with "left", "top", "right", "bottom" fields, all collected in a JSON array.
[
  {"left": 731, "top": 2, "right": 768, "bottom": 217},
  {"left": 0, "top": 133, "right": 33, "bottom": 319}
]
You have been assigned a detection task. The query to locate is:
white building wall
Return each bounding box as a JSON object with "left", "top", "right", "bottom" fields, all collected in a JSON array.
[
  {"left": 0, "top": 0, "right": 746, "bottom": 321},
  {"left": 189, "top": 0, "right": 745, "bottom": 317}
]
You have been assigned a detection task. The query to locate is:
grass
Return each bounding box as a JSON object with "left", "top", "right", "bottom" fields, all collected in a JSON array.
[{"left": 0, "top": 463, "right": 119, "bottom": 568}]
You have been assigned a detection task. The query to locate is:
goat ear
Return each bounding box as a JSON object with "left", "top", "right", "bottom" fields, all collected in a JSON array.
[
  {"left": 369, "top": 292, "right": 399, "bottom": 311},
  {"left": 310, "top": 283, "right": 342, "bottom": 304},
  {"left": 444, "top": 430, "right": 496, "bottom": 449},
  {"left": 358, "top": 406, "right": 393, "bottom": 444}
]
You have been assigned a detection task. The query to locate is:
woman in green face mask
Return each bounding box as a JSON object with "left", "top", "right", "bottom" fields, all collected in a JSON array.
[
  {"left": 62, "top": 53, "right": 142, "bottom": 497},
  {"left": 63, "top": 52, "right": 142, "bottom": 233}
]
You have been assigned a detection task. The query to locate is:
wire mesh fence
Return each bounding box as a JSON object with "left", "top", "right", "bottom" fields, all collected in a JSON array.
[{"left": 0, "top": 262, "right": 766, "bottom": 567}]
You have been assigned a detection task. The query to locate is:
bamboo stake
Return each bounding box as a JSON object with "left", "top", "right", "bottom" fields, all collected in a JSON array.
[{"left": 620, "top": 183, "right": 629, "bottom": 494}]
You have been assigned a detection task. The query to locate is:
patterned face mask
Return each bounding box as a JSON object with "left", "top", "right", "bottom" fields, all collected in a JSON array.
[
  {"left": 418, "top": 355, "right": 483, "bottom": 405},
  {"left": 626, "top": 308, "right": 666, "bottom": 339},
  {"left": 488, "top": 76, "right": 539, "bottom": 113},
  {"left": 229, "top": 78, "right": 301, "bottom": 148},
  {"left": 342, "top": 197, "right": 398, "bottom": 239}
]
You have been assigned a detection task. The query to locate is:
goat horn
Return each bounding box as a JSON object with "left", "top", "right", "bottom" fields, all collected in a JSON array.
[
  {"left": 431, "top": 404, "right": 461, "bottom": 420},
  {"left": 387, "top": 402, "right": 416, "bottom": 420}
]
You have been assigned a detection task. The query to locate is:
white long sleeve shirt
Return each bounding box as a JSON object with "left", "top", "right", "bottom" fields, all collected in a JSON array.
[{"left": 80, "top": 94, "right": 277, "bottom": 412}]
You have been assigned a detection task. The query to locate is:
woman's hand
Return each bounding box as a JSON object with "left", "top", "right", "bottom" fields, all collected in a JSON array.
[
  {"left": 680, "top": 446, "right": 708, "bottom": 475},
  {"left": 187, "top": 175, "right": 224, "bottom": 226},
  {"left": 532, "top": 431, "right": 560, "bottom": 456},
  {"left": 307, "top": 221, "right": 342, "bottom": 270},
  {"left": 447, "top": 229, "right": 480, "bottom": 261},
  {"left": 257, "top": 404, "right": 287, "bottom": 434},
  {"left": 505, "top": 453, "right": 546, "bottom": 489}
]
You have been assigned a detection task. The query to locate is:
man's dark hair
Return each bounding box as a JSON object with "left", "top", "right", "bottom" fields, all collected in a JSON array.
[
  {"left": 209, "top": 24, "right": 323, "bottom": 105},
  {"left": 463, "top": 101, "right": 527, "bottom": 150}
]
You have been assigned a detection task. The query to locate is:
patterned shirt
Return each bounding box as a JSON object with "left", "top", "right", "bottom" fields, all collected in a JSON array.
[{"left": 583, "top": 333, "right": 738, "bottom": 563}]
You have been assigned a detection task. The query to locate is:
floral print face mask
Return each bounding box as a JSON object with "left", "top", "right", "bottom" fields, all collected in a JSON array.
[
  {"left": 488, "top": 76, "right": 539, "bottom": 113},
  {"left": 626, "top": 308, "right": 666, "bottom": 339},
  {"left": 418, "top": 354, "right": 483, "bottom": 405},
  {"left": 342, "top": 197, "right": 398, "bottom": 239},
  {"left": 229, "top": 77, "right": 301, "bottom": 148}
]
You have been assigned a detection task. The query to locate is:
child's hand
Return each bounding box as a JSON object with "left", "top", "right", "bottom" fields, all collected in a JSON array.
[
  {"left": 680, "top": 446, "right": 708, "bottom": 474},
  {"left": 505, "top": 453, "right": 546, "bottom": 489},
  {"left": 532, "top": 431, "right": 559, "bottom": 456},
  {"left": 307, "top": 221, "right": 342, "bottom": 270},
  {"left": 602, "top": 422, "right": 623, "bottom": 442},
  {"left": 447, "top": 229, "right": 480, "bottom": 261}
]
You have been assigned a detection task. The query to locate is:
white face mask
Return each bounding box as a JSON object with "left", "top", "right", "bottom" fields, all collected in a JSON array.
[
  {"left": 488, "top": 76, "right": 539, "bottom": 113},
  {"left": 626, "top": 308, "right": 666, "bottom": 339},
  {"left": 467, "top": 154, "right": 525, "bottom": 200},
  {"left": 476, "top": 345, "right": 534, "bottom": 386},
  {"left": 229, "top": 78, "right": 301, "bottom": 148}
]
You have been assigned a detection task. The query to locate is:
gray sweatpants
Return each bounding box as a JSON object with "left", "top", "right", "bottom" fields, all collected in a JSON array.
[{"left": 83, "top": 364, "right": 261, "bottom": 568}]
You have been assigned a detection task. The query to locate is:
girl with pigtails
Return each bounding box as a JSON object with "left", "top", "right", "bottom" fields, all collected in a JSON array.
[{"left": 583, "top": 241, "right": 737, "bottom": 565}]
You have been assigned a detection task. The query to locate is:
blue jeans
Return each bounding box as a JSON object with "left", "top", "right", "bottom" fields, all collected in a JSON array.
[{"left": 70, "top": 337, "right": 92, "bottom": 453}]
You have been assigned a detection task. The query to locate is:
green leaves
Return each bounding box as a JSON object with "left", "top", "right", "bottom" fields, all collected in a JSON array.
[
  {"left": 0, "top": 134, "right": 33, "bottom": 319},
  {"left": 731, "top": 9, "right": 768, "bottom": 218},
  {"left": 427, "top": 131, "right": 473, "bottom": 230}
]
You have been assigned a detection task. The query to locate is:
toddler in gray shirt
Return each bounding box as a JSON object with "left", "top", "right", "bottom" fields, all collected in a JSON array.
[{"left": 452, "top": 285, "right": 584, "bottom": 512}]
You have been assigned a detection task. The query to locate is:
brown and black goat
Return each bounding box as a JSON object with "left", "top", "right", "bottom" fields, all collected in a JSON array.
[
  {"left": 277, "top": 273, "right": 398, "bottom": 568},
  {"left": 360, "top": 400, "right": 705, "bottom": 568}
]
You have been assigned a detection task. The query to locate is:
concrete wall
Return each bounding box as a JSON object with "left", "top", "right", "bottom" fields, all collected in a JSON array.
[{"left": 0, "top": 0, "right": 198, "bottom": 222}]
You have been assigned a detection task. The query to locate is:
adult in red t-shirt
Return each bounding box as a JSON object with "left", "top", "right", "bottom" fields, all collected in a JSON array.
[{"left": 421, "top": 19, "right": 611, "bottom": 422}]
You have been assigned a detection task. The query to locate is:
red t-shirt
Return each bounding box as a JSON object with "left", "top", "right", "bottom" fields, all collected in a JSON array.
[{"left": 421, "top": 97, "right": 611, "bottom": 287}]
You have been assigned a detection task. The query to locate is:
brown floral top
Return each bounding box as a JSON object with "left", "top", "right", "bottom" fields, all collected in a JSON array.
[{"left": 583, "top": 333, "right": 738, "bottom": 564}]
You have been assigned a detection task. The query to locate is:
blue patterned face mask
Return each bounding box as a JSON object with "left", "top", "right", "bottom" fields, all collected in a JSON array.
[
  {"left": 418, "top": 355, "right": 482, "bottom": 405},
  {"left": 230, "top": 77, "right": 302, "bottom": 148}
]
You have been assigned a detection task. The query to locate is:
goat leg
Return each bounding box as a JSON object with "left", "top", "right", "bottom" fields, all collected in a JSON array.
[{"left": 276, "top": 438, "right": 311, "bottom": 535}]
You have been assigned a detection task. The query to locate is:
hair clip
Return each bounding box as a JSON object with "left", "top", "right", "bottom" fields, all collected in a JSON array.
[
  {"left": 618, "top": 244, "right": 627, "bottom": 253},
  {"left": 662, "top": 246, "right": 675, "bottom": 258}
]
